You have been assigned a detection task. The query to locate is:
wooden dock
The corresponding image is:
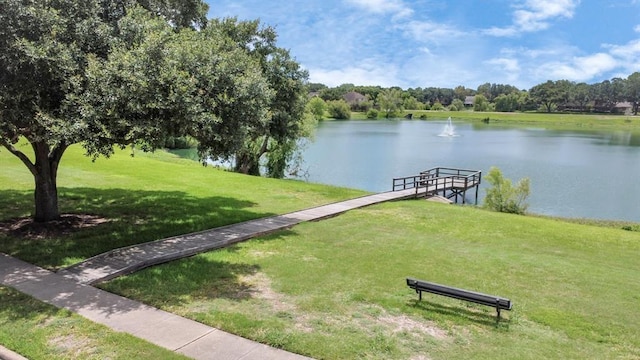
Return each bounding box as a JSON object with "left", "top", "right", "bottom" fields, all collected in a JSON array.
[{"left": 392, "top": 167, "right": 482, "bottom": 204}]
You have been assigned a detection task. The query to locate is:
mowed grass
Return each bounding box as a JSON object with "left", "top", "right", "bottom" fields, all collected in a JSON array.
[
  {"left": 0, "top": 285, "right": 189, "bottom": 359},
  {"left": 418, "top": 110, "right": 640, "bottom": 127},
  {"left": 2, "top": 140, "right": 640, "bottom": 359},
  {"left": 102, "top": 201, "right": 640, "bottom": 359},
  {"left": 0, "top": 142, "right": 366, "bottom": 268},
  {"left": 350, "top": 110, "right": 640, "bottom": 130}
]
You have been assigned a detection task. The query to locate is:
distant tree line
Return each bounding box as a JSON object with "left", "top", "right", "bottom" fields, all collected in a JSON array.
[{"left": 307, "top": 72, "right": 640, "bottom": 118}]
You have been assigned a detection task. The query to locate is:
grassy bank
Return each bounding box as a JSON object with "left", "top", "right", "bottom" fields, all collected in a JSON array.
[
  {"left": 0, "top": 144, "right": 365, "bottom": 269},
  {"left": 348, "top": 110, "right": 640, "bottom": 130},
  {"left": 101, "top": 201, "right": 640, "bottom": 359},
  {"left": 2, "top": 142, "right": 639, "bottom": 359}
]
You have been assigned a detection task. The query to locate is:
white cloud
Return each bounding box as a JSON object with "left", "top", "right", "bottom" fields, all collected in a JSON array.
[
  {"left": 481, "top": 58, "right": 521, "bottom": 85},
  {"left": 345, "top": 0, "right": 413, "bottom": 18},
  {"left": 539, "top": 53, "right": 618, "bottom": 81},
  {"left": 605, "top": 38, "right": 640, "bottom": 73},
  {"left": 635, "top": 24, "right": 640, "bottom": 32},
  {"left": 487, "top": 58, "right": 520, "bottom": 72},
  {"left": 607, "top": 39, "right": 640, "bottom": 59},
  {"left": 483, "top": 26, "right": 519, "bottom": 37},
  {"left": 307, "top": 61, "right": 401, "bottom": 88},
  {"left": 483, "top": 0, "right": 579, "bottom": 37},
  {"left": 514, "top": 0, "right": 579, "bottom": 31},
  {"left": 399, "top": 20, "right": 465, "bottom": 43}
]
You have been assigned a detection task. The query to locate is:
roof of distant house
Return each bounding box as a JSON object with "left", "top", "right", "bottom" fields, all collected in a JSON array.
[
  {"left": 615, "top": 101, "right": 632, "bottom": 108},
  {"left": 464, "top": 96, "right": 475, "bottom": 105},
  {"left": 343, "top": 91, "right": 367, "bottom": 103}
]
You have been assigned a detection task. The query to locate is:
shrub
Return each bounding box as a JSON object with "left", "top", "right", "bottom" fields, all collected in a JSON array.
[
  {"left": 450, "top": 98, "right": 464, "bottom": 111},
  {"left": 307, "top": 97, "right": 327, "bottom": 121},
  {"left": 483, "top": 167, "right": 530, "bottom": 215},
  {"left": 327, "top": 100, "right": 351, "bottom": 119},
  {"left": 366, "top": 109, "right": 379, "bottom": 119},
  {"left": 473, "top": 94, "right": 490, "bottom": 112},
  {"left": 431, "top": 102, "right": 444, "bottom": 111}
]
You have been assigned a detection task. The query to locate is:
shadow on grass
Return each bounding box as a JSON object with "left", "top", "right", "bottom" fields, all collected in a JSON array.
[
  {"left": 101, "top": 247, "right": 268, "bottom": 308},
  {"left": 408, "top": 299, "right": 511, "bottom": 329},
  {"left": 0, "top": 285, "right": 60, "bottom": 322},
  {"left": 0, "top": 188, "right": 276, "bottom": 269}
]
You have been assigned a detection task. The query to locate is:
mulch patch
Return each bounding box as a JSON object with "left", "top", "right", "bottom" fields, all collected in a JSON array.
[{"left": 0, "top": 214, "right": 110, "bottom": 240}]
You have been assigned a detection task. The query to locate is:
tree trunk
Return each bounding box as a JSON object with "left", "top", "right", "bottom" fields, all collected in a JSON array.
[
  {"left": 234, "top": 136, "right": 270, "bottom": 176},
  {"left": 34, "top": 170, "right": 59, "bottom": 222},
  {"left": 32, "top": 142, "right": 66, "bottom": 222},
  {"left": 234, "top": 151, "right": 261, "bottom": 176},
  {"left": 2, "top": 138, "right": 68, "bottom": 222}
]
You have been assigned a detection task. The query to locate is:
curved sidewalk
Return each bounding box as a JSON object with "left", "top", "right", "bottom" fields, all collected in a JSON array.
[
  {"left": 1, "top": 189, "right": 418, "bottom": 359},
  {"left": 59, "top": 189, "right": 419, "bottom": 285},
  {"left": 0, "top": 253, "right": 310, "bottom": 360}
]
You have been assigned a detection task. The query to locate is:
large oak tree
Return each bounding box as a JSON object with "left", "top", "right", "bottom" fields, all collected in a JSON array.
[
  {"left": 206, "top": 18, "right": 311, "bottom": 178},
  {"left": 0, "top": 0, "right": 280, "bottom": 222}
]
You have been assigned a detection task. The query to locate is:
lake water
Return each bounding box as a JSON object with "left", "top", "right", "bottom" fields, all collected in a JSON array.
[{"left": 298, "top": 119, "right": 640, "bottom": 222}]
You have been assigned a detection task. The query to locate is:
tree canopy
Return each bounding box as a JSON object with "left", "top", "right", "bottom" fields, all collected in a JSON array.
[
  {"left": 0, "top": 0, "right": 308, "bottom": 222},
  {"left": 209, "top": 18, "right": 311, "bottom": 177}
]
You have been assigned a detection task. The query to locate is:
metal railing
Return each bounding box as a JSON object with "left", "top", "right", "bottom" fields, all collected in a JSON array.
[{"left": 392, "top": 167, "right": 482, "bottom": 199}]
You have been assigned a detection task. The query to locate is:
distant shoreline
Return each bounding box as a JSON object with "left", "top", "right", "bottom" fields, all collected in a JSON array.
[{"left": 342, "top": 110, "right": 640, "bottom": 130}]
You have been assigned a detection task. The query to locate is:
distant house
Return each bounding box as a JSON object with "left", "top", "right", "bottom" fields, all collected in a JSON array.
[
  {"left": 615, "top": 101, "right": 633, "bottom": 114},
  {"left": 464, "top": 96, "right": 475, "bottom": 107},
  {"left": 592, "top": 100, "right": 634, "bottom": 114},
  {"left": 343, "top": 91, "right": 367, "bottom": 104}
]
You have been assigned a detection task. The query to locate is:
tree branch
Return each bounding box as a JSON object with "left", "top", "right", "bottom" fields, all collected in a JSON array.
[
  {"left": 49, "top": 143, "right": 68, "bottom": 180},
  {"left": 0, "top": 138, "right": 37, "bottom": 176},
  {"left": 258, "top": 135, "right": 270, "bottom": 157}
]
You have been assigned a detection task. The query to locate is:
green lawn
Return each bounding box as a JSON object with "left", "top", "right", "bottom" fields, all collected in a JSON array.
[
  {"left": 2, "top": 141, "right": 640, "bottom": 359},
  {"left": 0, "top": 143, "right": 365, "bottom": 269},
  {"left": 101, "top": 201, "right": 640, "bottom": 359},
  {"left": 0, "top": 286, "right": 189, "bottom": 360},
  {"left": 347, "top": 110, "right": 640, "bottom": 130}
]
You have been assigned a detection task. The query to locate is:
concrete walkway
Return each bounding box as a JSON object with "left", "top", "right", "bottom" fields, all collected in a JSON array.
[
  {"left": 59, "top": 189, "right": 419, "bottom": 285},
  {"left": 1, "top": 189, "right": 421, "bottom": 359},
  {"left": 0, "top": 253, "right": 310, "bottom": 360}
]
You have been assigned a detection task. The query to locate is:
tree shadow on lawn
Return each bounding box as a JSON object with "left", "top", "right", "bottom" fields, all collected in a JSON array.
[
  {"left": 408, "top": 299, "right": 511, "bottom": 329},
  {"left": 101, "top": 229, "right": 299, "bottom": 309},
  {"left": 0, "top": 285, "right": 60, "bottom": 322},
  {"left": 0, "top": 188, "right": 276, "bottom": 269},
  {"left": 102, "top": 246, "right": 266, "bottom": 307}
]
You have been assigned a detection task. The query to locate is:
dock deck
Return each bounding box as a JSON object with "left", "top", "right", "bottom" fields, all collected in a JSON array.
[{"left": 392, "top": 167, "right": 482, "bottom": 204}]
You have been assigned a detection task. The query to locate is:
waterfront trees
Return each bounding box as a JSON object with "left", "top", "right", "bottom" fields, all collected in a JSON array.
[
  {"left": 0, "top": 1, "right": 307, "bottom": 222},
  {"left": 625, "top": 72, "right": 640, "bottom": 115},
  {"left": 208, "top": 18, "right": 310, "bottom": 177},
  {"left": 377, "top": 89, "right": 404, "bottom": 118}
]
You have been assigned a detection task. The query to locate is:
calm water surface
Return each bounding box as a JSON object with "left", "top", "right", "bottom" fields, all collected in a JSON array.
[{"left": 298, "top": 119, "right": 640, "bottom": 222}]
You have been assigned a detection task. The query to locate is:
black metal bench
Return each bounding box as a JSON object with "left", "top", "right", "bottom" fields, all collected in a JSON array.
[{"left": 406, "top": 278, "right": 512, "bottom": 319}]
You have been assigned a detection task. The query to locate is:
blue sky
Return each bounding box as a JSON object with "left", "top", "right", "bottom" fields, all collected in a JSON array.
[{"left": 205, "top": 0, "right": 640, "bottom": 90}]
